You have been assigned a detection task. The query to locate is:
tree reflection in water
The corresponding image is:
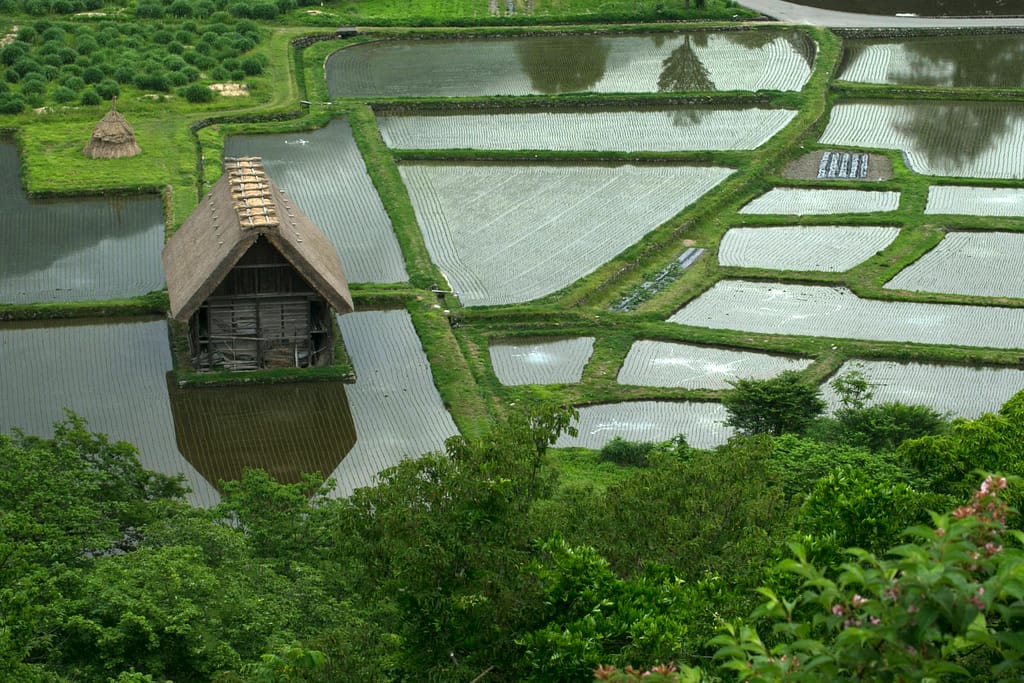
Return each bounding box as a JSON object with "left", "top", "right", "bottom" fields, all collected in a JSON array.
[{"left": 515, "top": 35, "right": 610, "bottom": 94}]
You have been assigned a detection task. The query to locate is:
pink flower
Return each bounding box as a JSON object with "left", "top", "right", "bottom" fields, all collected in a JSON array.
[
  {"left": 852, "top": 594, "right": 867, "bottom": 608},
  {"left": 832, "top": 604, "right": 845, "bottom": 616}
]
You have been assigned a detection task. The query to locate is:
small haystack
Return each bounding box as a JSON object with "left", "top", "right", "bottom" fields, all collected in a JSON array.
[{"left": 83, "top": 97, "right": 141, "bottom": 159}]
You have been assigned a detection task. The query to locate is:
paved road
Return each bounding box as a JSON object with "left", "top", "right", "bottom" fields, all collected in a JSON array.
[{"left": 735, "top": 0, "right": 1024, "bottom": 27}]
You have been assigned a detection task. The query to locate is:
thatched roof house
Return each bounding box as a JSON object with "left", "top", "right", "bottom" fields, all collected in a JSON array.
[
  {"left": 83, "top": 98, "right": 141, "bottom": 159},
  {"left": 162, "top": 157, "right": 353, "bottom": 371}
]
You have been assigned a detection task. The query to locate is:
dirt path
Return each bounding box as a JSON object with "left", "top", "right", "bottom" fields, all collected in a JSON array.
[{"left": 735, "top": 0, "right": 1024, "bottom": 26}]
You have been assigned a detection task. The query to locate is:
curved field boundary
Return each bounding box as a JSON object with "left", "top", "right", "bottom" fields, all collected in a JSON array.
[
  {"left": 489, "top": 337, "right": 595, "bottom": 386},
  {"left": 719, "top": 225, "right": 900, "bottom": 271},
  {"left": 837, "top": 35, "right": 1024, "bottom": 89},
  {"left": 554, "top": 400, "right": 733, "bottom": 450},
  {"left": 739, "top": 188, "right": 900, "bottom": 215},
  {"left": 0, "top": 320, "right": 220, "bottom": 507},
  {"left": 668, "top": 280, "right": 1024, "bottom": 350},
  {"left": 224, "top": 119, "right": 407, "bottom": 283},
  {"left": 823, "top": 359, "right": 1024, "bottom": 419},
  {"left": 618, "top": 340, "right": 813, "bottom": 389},
  {"left": 884, "top": 231, "right": 1024, "bottom": 299},
  {"left": 327, "top": 310, "right": 459, "bottom": 497},
  {"left": 399, "top": 163, "right": 734, "bottom": 306},
  {"left": 0, "top": 141, "right": 164, "bottom": 304},
  {"left": 926, "top": 186, "right": 1024, "bottom": 216},
  {"left": 819, "top": 101, "right": 1024, "bottom": 179},
  {"left": 326, "top": 30, "right": 813, "bottom": 98},
  {"left": 377, "top": 108, "right": 798, "bottom": 152}
]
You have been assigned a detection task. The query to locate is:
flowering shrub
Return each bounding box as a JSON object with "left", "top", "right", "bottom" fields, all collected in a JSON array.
[{"left": 711, "top": 475, "right": 1023, "bottom": 681}]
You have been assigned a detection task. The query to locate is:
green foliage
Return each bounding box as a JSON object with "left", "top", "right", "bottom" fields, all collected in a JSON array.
[
  {"left": 599, "top": 436, "right": 655, "bottom": 467},
  {"left": 796, "top": 466, "right": 944, "bottom": 557},
  {"left": 899, "top": 391, "right": 1024, "bottom": 497},
  {"left": 519, "top": 536, "right": 714, "bottom": 681},
  {"left": 712, "top": 476, "right": 1024, "bottom": 681},
  {"left": 723, "top": 371, "right": 826, "bottom": 436},
  {"left": 553, "top": 436, "right": 793, "bottom": 584},
  {"left": 181, "top": 82, "right": 215, "bottom": 103},
  {"left": 836, "top": 401, "right": 950, "bottom": 453},
  {"left": 766, "top": 434, "right": 913, "bottom": 498}
]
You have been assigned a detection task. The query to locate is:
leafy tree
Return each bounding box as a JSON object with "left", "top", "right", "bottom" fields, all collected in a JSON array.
[
  {"left": 766, "top": 434, "right": 914, "bottom": 498},
  {"left": 722, "top": 371, "right": 825, "bottom": 436}
]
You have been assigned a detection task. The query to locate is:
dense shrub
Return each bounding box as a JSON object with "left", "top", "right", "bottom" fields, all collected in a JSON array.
[
  {"left": 169, "top": 0, "right": 193, "bottom": 17},
  {"left": 79, "top": 87, "right": 100, "bottom": 105},
  {"left": 134, "top": 2, "right": 164, "bottom": 18},
  {"left": 51, "top": 85, "right": 76, "bottom": 103},
  {"left": 240, "top": 54, "right": 266, "bottom": 76},
  {"left": 0, "top": 92, "right": 26, "bottom": 113},
  {"left": 81, "top": 66, "right": 104, "bottom": 83},
  {"left": 95, "top": 79, "right": 119, "bottom": 99},
  {"left": 180, "top": 82, "right": 214, "bottom": 103},
  {"left": 599, "top": 437, "right": 655, "bottom": 467}
]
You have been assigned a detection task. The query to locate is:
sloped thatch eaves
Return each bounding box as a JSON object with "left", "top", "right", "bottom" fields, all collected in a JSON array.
[
  {"left": 162, "top": 157, "right": 353, "bottom": 322},
  {"left": 83, "top": 105, "right": 141, "bottom": 159}
]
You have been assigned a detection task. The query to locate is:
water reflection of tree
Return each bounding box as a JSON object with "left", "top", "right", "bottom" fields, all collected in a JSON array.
[
  {"left": 893, "top": 101, "right": 1014, "bottom": 171},
  {"left": 658, "top": 33, "right": 713, "bottom": 93},
  {"left": 516, "top": 35, "right": 610, "bottom": 94},
  {"left": 890, "top": 35, "right": 1024, "bottom": 89}
]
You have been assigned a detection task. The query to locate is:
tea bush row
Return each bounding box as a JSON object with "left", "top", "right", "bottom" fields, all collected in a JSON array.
[
  {"left": 2, "top": 0, "right": 323, "bottom": 19},
  {"left": 0, "top": 17, "right": 267, "bottom": 110}
]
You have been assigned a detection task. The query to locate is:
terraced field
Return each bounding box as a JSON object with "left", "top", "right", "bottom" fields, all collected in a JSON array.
[
  {"left": 490, "top": 337, "right": 595, "bottom": 385},
  {"left": 0, "top": 141, "right": 164, "bottom": 304},
  {"left": 377, "top": 107, "right": 798, "bottom": 152},
  {"left": 837, "top": 34, "right": 1024, "bottom": 89},
  {"left": 739, "top": 188, "right": 900, "bottom": 214},
  {"left": 885, "top": 231, "right": 1024, "bottom": 298},
  {"left": 819, "top": 101, "right": 1024, "bottom": 179},
  {"left": 719, "top": 226, "right": 900, "bottom": 271},
  {"left": 327, "top": 310, "right": 459, "bottom": 497},
  {"left": 0, "top": 320, "right": 220, "bottom": 507},
  {"left": 926, "top": 186, "right": 1024, "bottom": 216},
  {"left": 618, "top": 341, "right": 813, "bottom": 389},
  {"left": 669, "top": 280, "right": 1024, "bottom": 349},
  {"left": 823, "top": 360, "right": 1024, "bottom": 418},
  {"left": 400, "top": 162, "right": 734, "bottom": 306},
  {"left": 327, "top": 29, "right": 815, "bottom": 98},
  {"left": 555, "top": 400, "right": 733, "bottom": 450}
]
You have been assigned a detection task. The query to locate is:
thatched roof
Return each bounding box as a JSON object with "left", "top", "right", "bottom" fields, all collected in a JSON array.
[
  {"left": 83, "top": 99, "right": 141, "bottom": 159},
  {"left": 162, "top": 157, "right": 354, "bottom": 322}
]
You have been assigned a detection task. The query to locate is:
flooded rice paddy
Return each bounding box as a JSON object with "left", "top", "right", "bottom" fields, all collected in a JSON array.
[
  {"left": 719, "top": 226, "right": 900, "bottom": 272},
  {"left": 555, "top": 400, "right": 733, "bottom": 450},
  {"left": 0, "top": 319, "right": 220, "bottom": 507},
  {"left": 617, "top": 341, "right": 813, "bottom": 389},
  {"left": 377, "top": 107, "right": 798, "bottom": 152},
  {"left": 327, "top": 30, "right": 815, "bottom": 98},
  {"left": 0, "top": 311, "right": 457, "bottom": 503},
  {"left": 0, "top": 141, "right": 164, "bottom": 304},
  {"left": 399, "top": 162, "right": 734, "bottom": 306},
  {"left": 839, "top": 34, "right": 1024, "bottom": 89},
  {"left": 885, "top": 231, "right": 1024, "bottom": 298},
  {"left": 327, "top": 310, "right": 459, "bottom": 497},
  {"left": 820, "top": 101, "right": 1024, "bottom": 179},
  {"left": 223, "top": 119, "right": 407, "bottom": 283},
  {"left": 489, "top": 337, "right": 595, "bottom": 385},
  {"left": 823, "top": 360, "right": 1024, "bottom": 419},
  {"left": 739, "top": 188, "right": 901, "bottom": 215},
  {"left": 926, "top": 186, "right": 1024, "bottom": 215},
  {"left": 668, "top": 280, "right": 1024, "bottom": 349}
]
